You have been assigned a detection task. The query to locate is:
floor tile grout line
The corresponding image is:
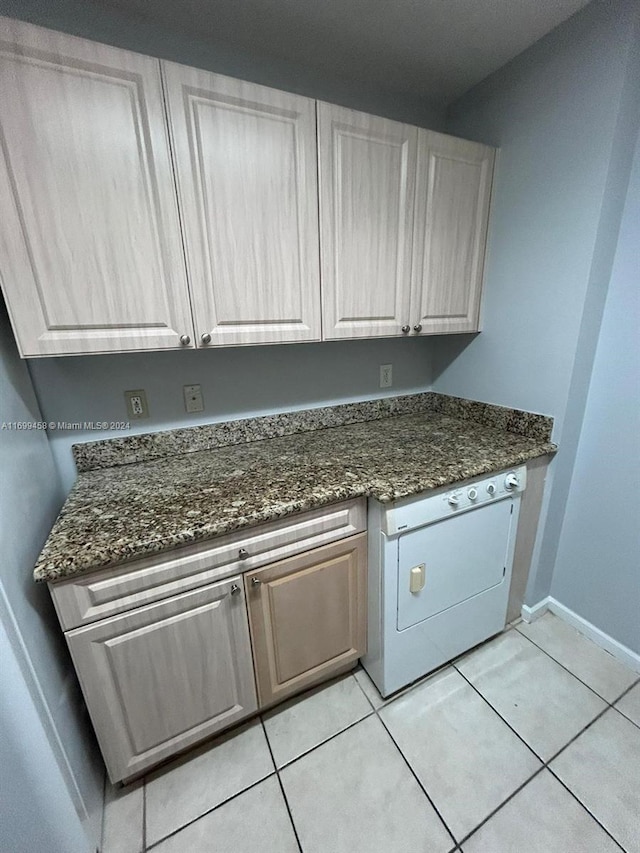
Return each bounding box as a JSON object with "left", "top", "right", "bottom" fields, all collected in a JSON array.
[
  {"left": 141, "top": 674, "right": 374, "bottom": 850},
  {"left": 453, "top": 763, "right": 549, "bottom": 848},
  {"left": 544, "top": 764, "right": 628, "bottom": 853},
  {"left": 132, "top": 654, "right": 638, "bottom": 852},
  {"left": 544, "top": 703, "right": 620, "bottom": 765},
  {"left": 265, "top": 709, "right": 375, "bottom": 771},
  {"left": 452, "top": 663, "right": 546, "bottom": 764},
  {"left": 360, "top": 653, "right": 632, "bottom": 850},
  {"left": 143, "top": 772, "right": 274, "bottom": 851},
  {"left": 260, "top": 718, "right": 304, "bottom": 853},
  {"left": 454, "top": 659, "right": 617, "bottom": 767},
  {"left": 273, "top": 770, "right": 304, "bottom": 853},
  {"left": 451, "top": 664, "right": 632, "bottom": 847},
  {"left": 352, "top": 670, "right": 380, "bottom": 712},
  {"left": 374, "top": 709, "right": 459, "bottom": 850},
  {"left": 514, "top": 623, "right": 638, "bottom": 704},
  {"left": 609, "top": 678, "right": 640, "bottom": 729}
]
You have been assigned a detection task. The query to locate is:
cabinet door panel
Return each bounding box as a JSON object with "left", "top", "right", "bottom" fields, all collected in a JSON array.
[
  {"left": 411, "top": 131, "right": 495, "bottom": 334},
  {"left": 318, "top": 104, "right": 416, "bottom": 339},
  {"left": 0, "top": 18, "right": 194, "bottom": 356},
  {"left": 246, "top": 534, "right": 367, "bottom": 707},
  {"left": 67, "top": 577, "right": 257, "bottom": 782},
  {"left": 163, "top": 63, "right": 320, "bottom": 345}
]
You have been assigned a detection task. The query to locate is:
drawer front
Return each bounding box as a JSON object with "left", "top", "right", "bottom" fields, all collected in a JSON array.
[{"left": 51, "top": 498, "right": 366, "bottom": 630}]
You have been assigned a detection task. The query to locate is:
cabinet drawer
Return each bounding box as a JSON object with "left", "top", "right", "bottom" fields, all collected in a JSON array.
[
  {"left": 66, "top": 575, "right": 256, "bottom": 782},
  {"left": 51, "top": 498, "right": 366, "bottom": 630}
]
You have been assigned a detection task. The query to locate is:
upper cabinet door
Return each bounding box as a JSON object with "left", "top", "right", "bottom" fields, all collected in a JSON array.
[
  {"left": 318, "top": 104, "right": 417, "bottom": 340},
  {"left": 162, "top": 63, "right": 321, "bottom": 347},
  {"left": 411, "top": 131, "right": 495, "bottom": 334},
  {"left": 0, "top": 19, "right": 194, "bottom": 357}
]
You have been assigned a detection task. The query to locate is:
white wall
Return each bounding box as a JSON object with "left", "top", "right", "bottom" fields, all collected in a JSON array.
[
  {"left": 435, "top": 0, "right": 640, "bottom": 607},
  {"left": 29, "top": 337, "right": 434, "bottom": 493},
  {"left": 0, "top": 303, "right": 104, "bottom": 851},
  {"left": 550, "top": 128, "right": 640, "bottom": 654}
]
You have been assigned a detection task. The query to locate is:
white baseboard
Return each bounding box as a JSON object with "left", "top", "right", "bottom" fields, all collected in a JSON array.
[
  {"left": 520, "top": 597, "right": 551, "bottom": 623},
  {"left": 521, "top": 596, "right": 640, "bottom": 673}
]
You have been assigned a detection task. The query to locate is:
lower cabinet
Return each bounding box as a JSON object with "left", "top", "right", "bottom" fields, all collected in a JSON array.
[
  {"left": 66, "top": 575, "right": 257, "bottom": 782},
  {"left": 58, "top": 514, "right": 368, "bottom": 783},
  {"left": 244, "top": 533, "right": 368, "bottom": 707}
]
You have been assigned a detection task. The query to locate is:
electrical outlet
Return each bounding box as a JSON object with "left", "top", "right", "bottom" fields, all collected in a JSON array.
[
  {"left": 124, "top": 389, "right": 149, "bottom": 419},
  {"left": 379, "top": 364, "right": 393, "bottom": 388},
  {"left": 183, "top": 384, "right": 204, "bottom": 414}
]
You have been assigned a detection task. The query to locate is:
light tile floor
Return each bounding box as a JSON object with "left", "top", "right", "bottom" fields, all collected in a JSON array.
[{"left": 102, "top": 613, "right": 640, "bottom": 853}]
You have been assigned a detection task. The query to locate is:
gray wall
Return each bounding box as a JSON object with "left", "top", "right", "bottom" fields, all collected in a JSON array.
[
  {"left": 0, "top": 304, "right": 104, "bottom": 850},
  {"left": 0, "top": 618, "right": 90, "bottom": 853},
  {"left": 550, "top": 128, "right": 640, "bottom": 653},
  {"left": 434, "top": 0, "right": 640, "bottom": 620},
  {"left": 0, "top": 0, "right": 445, "bottom": 129},
  {"left": 29, "top": 337, "right": 434, "bottom": 493}
]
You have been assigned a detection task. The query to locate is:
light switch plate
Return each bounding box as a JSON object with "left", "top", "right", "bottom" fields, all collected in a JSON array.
[
  {"left": 124, "top": 389, "right": 148, "bottom": 419},
  {"left": 183, "top": 384, "right": 204, "bottom": 414}
]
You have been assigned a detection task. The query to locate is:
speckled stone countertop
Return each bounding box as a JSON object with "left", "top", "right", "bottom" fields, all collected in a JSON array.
[{"left": 34, "top": 400, "right": 556, "bottom": 583}]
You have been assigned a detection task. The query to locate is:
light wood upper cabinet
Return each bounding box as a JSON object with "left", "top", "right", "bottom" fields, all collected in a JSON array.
[
  {"left": 66, "top": 575, "right": 257, "bottom": 782},
  {"left": 0, "top": 18, "right": 194, "bottom": 356},
  {"left": 245, "top": 533, "right": 367, "bottom": 707},
  {"left": 0, "top": 18, "right": 496, "bottom": 356},
  {"left": 411, "top": 131, "right": 495, "bottom": 334},
  {"left": 318, "top": 103, "right": 417, "bottom": 339},
  {"left": 162, "top": 63, "right": 321, "bottom": 346}
]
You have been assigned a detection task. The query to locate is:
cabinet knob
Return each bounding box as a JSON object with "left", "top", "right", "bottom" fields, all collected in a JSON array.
[
  {"left": 251, "top": 577, "right": 261, "bottom": 587},
  {"left": 413, "top": 324, "right": 423, "bottom": 333},
  {"left": 238, "top": 548, "right": 249, "bottom": 560},
  {"left": 401, "top": 325, "right": 410, "bottom": 334},
  {"left": 179, "top": 334, "right": 191, "bottom": 346},
  {"left": 201, "top": 332, "right": 212, "bottom": 345},
  {"left": 230, "top": 584, "right": 241, "bottom": 596}
]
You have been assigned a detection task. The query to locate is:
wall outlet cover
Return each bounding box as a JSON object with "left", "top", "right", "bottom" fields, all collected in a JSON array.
[
  {"left": 379, "top": 364, "right": 393, "bottom": 388},
  {"left": 124, "top": 389, "right": 149, "bottom": 419}
]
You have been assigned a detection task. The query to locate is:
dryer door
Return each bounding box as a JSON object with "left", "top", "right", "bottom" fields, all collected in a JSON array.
[{"left": 397, "top": 498, "right": 513, "bottom": 631}]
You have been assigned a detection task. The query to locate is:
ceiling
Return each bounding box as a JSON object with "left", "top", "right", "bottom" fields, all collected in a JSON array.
[{"left": 92, "top": 0, "right": 592, "bottom": 107}]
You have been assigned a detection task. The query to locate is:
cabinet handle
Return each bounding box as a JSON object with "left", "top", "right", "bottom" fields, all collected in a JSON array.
[
  {"left": 251, "top": 577, "right": 261, "bottom": 587},
  {"left": 179, "top": 334, "right": 191, "bottom": 346},
  {"left": 201, "top": 332, "right": 212, "bottom": 345},
  {"left": 401, "top": 325, "right": 410, "bottom": 334},
  {"left": 230, "top": 584, "right": 241, "bottom": 596},
  {"left": 413, "top": 324, "right": 423, "bottom": 333},
  {"left": 238, "top": 548, "right": 249, "bottom": 560}
]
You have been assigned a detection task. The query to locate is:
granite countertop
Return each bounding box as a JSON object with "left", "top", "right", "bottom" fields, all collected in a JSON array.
[{"left": 34, "top": 399, "right": 556, "bottom": 583}]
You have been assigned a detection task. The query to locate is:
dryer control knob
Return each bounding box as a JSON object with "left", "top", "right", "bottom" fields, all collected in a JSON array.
[
  {"left": 505, "top": 473, "right": 519, "bottom": 490},
  {"left": 486, "top": 482, "right": 496, "bottom": 495},
  {"left": 468, "top": 487, "right": 478, "bottom": 500},
  {"left": 448, "top": 494, "right": 460, "bottom": 507}
]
